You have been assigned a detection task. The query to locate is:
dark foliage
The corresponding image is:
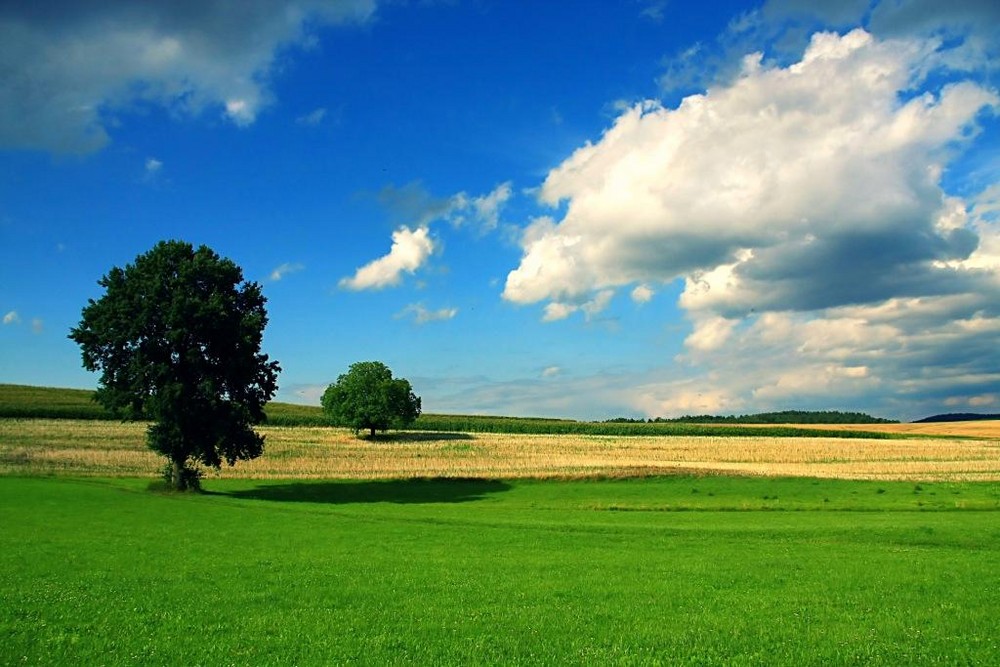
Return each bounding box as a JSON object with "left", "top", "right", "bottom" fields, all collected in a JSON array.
[
  {"left": 68, "top": 240, "right": 280, "bottom": 488},
  {"left": 914, "top": 413, "right": 1000, "bottom": 423},
  {"left": 607, "top": 410, "right": 898, "bottom": 424}
]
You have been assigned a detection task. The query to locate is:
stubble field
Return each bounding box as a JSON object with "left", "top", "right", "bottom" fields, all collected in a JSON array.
[{"left": 2, "top": 418, "right": 999, "bottom": 481}]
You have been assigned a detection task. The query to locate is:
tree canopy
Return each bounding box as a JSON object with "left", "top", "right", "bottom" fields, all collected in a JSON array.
[
  {"left": 321, "top": 361, "right": 421, "bottom": 437},
  {"left": 69, "top": 240, "right": 280, "bottom": 489}
]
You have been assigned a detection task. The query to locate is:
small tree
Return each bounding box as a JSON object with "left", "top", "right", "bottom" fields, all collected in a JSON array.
[
  {"left": 322, "top": 361, "right": 421, "bottom": 437},
  {"left": 69, "top": 240, "right": 281, "bottom": 489}
]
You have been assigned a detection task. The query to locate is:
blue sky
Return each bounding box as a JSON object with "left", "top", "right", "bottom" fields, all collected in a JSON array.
[{"left": 1, "top": 0, "right": 998, "bottom": 420}]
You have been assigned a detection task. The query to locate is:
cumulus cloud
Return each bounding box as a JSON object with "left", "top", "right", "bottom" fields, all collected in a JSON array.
[
  {"left": 504, "top": 28, "right": 1000, "bottom": 419},
  {"left": 653, "top": 296, "right": 1000, "bottom": 420},
  {"left": 2, "top": 310, "right": 20, "bottom": 325},
  {"left": 505, "top": 29, "right": 997, "bottom": 317},
  {"left": 395, "top": 303, "right": 458, "bottom": 324},
  {"left": 269, "top": 262, "right": 304, "bottom": 281},
  {"left": 660, "top": 0, "right": 999, "bottom": 100},
  {"left": 340, "top": 226, "right": 435, "bottom": 290},
  {"left": 0, "top": 0, "right": 376, "bottom": 153},
  {"left": 858, "top": 0, "right": 1000, "bottom": 68}
]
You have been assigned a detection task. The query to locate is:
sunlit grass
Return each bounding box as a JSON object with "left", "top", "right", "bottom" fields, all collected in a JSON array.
[{"left": 1, "top": 476, "right": 998, "bottom": 664}]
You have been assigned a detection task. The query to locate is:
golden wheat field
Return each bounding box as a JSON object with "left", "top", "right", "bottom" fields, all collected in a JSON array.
[{"left": 2, "top": 418, "right": 999, "bottom": 481}]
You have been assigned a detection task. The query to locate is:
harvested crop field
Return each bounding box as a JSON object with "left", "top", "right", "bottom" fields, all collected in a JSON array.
[
  {"left": 2, "top": 419, "right": 998, "bottom": 481},
  {"left": 730, "top": 420, "right": 1000, "bottom": 439}
]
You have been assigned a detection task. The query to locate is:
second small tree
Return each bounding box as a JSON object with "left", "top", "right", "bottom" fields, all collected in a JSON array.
[{"left": 321, "top": 361, "right": 421, "bottom": 437}]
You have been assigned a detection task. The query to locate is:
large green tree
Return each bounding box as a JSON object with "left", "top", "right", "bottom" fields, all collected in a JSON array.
[
  {"left": 322, "top": 361, "right": 421, "bottom": 437},
  {"left": 69, "top": 240, "right": 281, "bottom": 489}
]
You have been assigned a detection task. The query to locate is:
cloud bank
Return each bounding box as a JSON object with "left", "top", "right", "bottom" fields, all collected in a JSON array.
[
  {"left": 504, "top": 28, "right": 1000, "bottom": 418},
  {"left": 0, "top": 0, "right": 375, "bottom": 154}
]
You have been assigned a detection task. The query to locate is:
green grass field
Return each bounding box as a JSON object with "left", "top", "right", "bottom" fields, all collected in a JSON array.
[
  {"left": 3, "top": 386, "right": 998, "bottom": 663},
  {"left": 2, "top": 475, "right": 999, "bottom": 665}
]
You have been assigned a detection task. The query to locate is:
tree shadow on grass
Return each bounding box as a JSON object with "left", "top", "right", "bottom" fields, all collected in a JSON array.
[
  {"left": 222, "top": 477, "right": 510, "bottom": 505},
  {"left": 362, "top": 432, "right": 474, "bottom": 443}
]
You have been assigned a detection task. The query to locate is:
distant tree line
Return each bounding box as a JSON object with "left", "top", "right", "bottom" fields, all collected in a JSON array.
[
  {"left": 605, "top": 410, "right": 898, "bottom": 424},
  {"left": 914, "top": 413, "right": 1000, "bottom": 423}
]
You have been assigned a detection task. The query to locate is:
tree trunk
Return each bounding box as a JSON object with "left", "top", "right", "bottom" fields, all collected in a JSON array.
[
  {"left": 171, "top": 459, "right": 184, "bottom": 490},
  {"left": 370, "top": 426, "right": 376, "bottom": 438}
]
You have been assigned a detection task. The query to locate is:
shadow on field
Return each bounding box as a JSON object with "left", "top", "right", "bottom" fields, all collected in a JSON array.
[
  {"left": 364, "top": 432, "right": 475, "bottom": 443},
  {"left": 223, "top": 477, "right": 510, "bottom": 505}
]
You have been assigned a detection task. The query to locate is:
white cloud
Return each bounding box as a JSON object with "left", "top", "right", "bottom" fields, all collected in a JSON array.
[
  {"left": 582, "top": 290, "right": 615, "bottom": 320},
  {"left": 541, "top": 290, "right": 614, "bottom": 323},
  {"left": 2, "top": 311, "right": 43, "bottom": 334},
  {"left": 395, "top": 303, "right": 458, "bottom": 325},
  {"left": 541, "top": 366, "right": 562, "bottom": 378},
  {"left": 502, "top": 27, "right": 1000, "bottom": 420},
  {"left": 296, "top": 107, "right": 328, "bottom": 126},
  {"left": 657, "top": 0, "right": 1000, "bottom": 136},
  {"left": 632, "top": 383, "right": 743, "bottom": 417},
  {"left": 659, "top": 296, "right": 1000, "bottom": 420},
  {"left": 269, "top": 262, "right": 304, "bottom": 281},
  {"left": 340, "top": 226, "right": 435, "bottom": 290},
  {"left": 376, "top": 181, "right": 513, "bottom": 234},
  {"left": 542, "top": 302, "right": 577, "bottom": 323},
  {"left": 351, "top": 181, "right": 514, "bottom": 296},
  {"left": 0, "top": 1, "right": 376, "bottom": 153},
  {"left": 468, "top": 182, "right": 513, "bottom": 233},
  {"left": 505, "top": 29, "right": 998, "bottom": 321},
  {"left": 684, "top": 316, "right": 738, "bottom": 353},
  {"left": 631, "top": 284, "right": 655, "bottom": 304}
]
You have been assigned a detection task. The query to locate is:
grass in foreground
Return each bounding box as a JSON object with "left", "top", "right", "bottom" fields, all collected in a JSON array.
[{"left": 1, "top": 476, "right": 998, "bottom": 665}]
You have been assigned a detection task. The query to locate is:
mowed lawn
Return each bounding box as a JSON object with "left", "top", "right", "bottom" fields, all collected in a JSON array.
[{"left": 2, "top": 475, "right": 999, "bottom": 665}]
